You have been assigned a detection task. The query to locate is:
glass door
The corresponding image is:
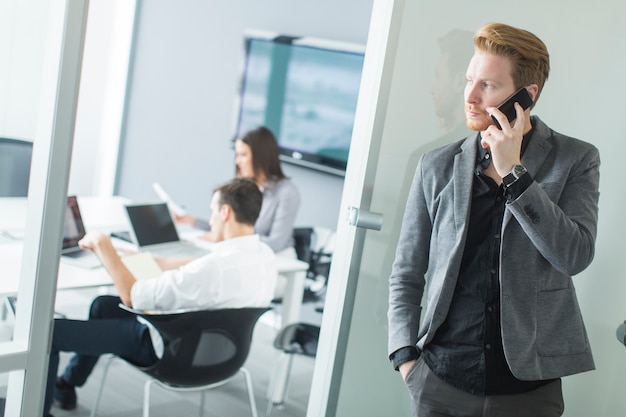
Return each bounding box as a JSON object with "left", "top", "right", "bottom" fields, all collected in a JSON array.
[
  {"left": 308, "top": 0, "right": 626, "bottom": 416},
  {"left": 307, "top": 0, "right": 417, "bottom": 414}
]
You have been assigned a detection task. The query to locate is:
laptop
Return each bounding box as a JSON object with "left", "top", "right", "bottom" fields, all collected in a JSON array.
[
  {"left": 61, "top": 196, "right": 102, "bottom": 269},
  {"left": 124, "top": 202, "right": 210, "bottom": 258}
]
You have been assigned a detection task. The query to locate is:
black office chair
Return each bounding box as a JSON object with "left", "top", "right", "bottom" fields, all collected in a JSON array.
[
  {"left": 266, "top": 322, "right": 320, "bottom": 417},
  {"left": 292, "top": 227, "right": 333, "bottom": 300},
  {"left": 617, "top": 320, "right": 626, "bottom": 347},
  {"left": 90, "top": 305, "right": 270, "bottom": 417},
  {"left": 0, "top": 137, "right": 33, "bottom": 197}
]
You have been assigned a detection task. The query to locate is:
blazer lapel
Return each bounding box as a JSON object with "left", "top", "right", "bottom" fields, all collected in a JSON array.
[
  {"left": 453, "top": 134, "right": 479, "bottom": 234},
  {"left": 521, "top": 117, "right": 553, "bottom": 176}
]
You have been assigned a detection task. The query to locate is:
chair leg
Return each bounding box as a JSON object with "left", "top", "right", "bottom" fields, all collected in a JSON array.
[
  {"left": 240, "top": 367, "right": 258, "bottom": 417},
  {"left": 198, "top": 391, "right": 205, "bottom": 417},
  {"left": 143, "top": 379, "right": 156, "bottom": 417},
  {"left": 90, "top": 355, "right": 116, "bottom": 417}
]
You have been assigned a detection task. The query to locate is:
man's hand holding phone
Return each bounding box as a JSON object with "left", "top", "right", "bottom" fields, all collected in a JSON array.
[
  {"left": 490, "top": 87, "right": 533, "bottom": 130},
  {"left": 482, "top": 100, "right": 528, "bottom": 178}
]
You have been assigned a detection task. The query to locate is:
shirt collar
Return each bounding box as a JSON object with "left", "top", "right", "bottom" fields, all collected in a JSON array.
[{"left": 211, "top": 234, "right": 261, "bottom": 255}]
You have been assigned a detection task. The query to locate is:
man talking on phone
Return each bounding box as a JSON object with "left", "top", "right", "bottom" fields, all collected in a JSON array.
[{"left": 388, "top": 22, "right": 600, "bottom": 417}]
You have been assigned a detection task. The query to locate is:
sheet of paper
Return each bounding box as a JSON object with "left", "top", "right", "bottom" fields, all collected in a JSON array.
[{"left": 121, "top": 252, "right": 162, "bottom": 280}]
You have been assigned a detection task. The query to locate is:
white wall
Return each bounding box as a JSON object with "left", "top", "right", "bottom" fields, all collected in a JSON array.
[
  {"left": 114, "top": 0, "right": 374, "bottom": 230},
  {"left": 0, "top": 0, "right": 50, "bottom": 140},
  {"left": 68, "top": 0, "right": 135, "bottom": 197},
  {"left": 0, "top": 0, "right": 134, "bottom": 198}
]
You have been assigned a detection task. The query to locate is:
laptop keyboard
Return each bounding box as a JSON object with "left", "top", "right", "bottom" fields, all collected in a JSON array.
[
  {"left": 61, "top": 248, "right": 102, "bottom": 269},
  {"left": 64, "top": 249, "right": 94, "bottom": 259}
]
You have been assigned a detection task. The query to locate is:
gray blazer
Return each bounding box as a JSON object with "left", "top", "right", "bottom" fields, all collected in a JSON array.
[
  {"left": 388, "top": 116, "right": 600, "bottom": 380},
  {"left": 255, "top": 178, "right": 300, "bottom": 252}
]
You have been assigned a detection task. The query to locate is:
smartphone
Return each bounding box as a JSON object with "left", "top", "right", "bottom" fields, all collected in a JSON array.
[{"left": 491, "top": 87, "right": 533, "bottom": 129}]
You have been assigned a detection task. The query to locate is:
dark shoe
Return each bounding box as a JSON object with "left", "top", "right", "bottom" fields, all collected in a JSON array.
[{"left": 54, "top": 376, "right": 77, "bottom": 410}]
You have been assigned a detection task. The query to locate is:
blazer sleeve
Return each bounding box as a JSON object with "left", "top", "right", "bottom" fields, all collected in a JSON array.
[
  {"left": 507, "top": 144, "right": 600, "bottom": 275},
  {"left": 388, "top": 157, "right": 432, "bottom": 355}
]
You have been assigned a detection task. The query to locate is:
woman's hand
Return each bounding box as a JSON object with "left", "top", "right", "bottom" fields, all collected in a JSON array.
[{"left": 174, "top": 213, "right": 196, "bottom": 225}]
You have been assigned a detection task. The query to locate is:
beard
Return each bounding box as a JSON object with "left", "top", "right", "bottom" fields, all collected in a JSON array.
[{"left": 464, "top": 105, "right": 493, "bottom": 131}]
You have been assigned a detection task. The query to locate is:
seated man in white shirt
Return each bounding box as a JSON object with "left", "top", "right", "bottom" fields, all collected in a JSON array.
[{"left": 43, "top": 178, "right": 277, "bottom": 417}]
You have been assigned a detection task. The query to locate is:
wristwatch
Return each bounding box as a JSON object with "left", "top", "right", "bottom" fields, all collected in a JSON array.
[{"left": 502, "top": 164, "right": 527, "bottom": 187}]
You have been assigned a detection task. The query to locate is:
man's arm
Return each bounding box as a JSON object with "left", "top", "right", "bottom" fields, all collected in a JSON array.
[
  {"left": 155, "top": 256, "right": 195, "bottom": 271},
  {"left": 483, "top": 110, "right": 600, "bottom": 274},
  {"left": 388, "top": 158, "right": 430, "bottom": 360},
  {"left": 79, "top": 231, "right": 136, "bottom": 306},
  {"left": 390, "top": 346, "right": 420, "bottom": 380},
  {"left": 505, "top": 130, "right": 600, "bottom": 275}
]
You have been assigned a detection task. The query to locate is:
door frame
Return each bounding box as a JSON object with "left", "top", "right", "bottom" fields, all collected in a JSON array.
[{"left": 0, "top": 1, "right": 88, "bottom": 415}]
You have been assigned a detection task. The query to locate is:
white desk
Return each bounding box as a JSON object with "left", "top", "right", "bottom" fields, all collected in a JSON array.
[
  {"left": 0, "top": 196, "right": 308, "bottom": 405},
  {"left": 0, "top": 196, "right": 129, "bottom": 236},
  {"left": 1, "top": 197, "right": 130, "bottom": 292},
  {"left": 0, "top": 243, "right": 112, "bottom": 295},
  {"left": 0, "top": 196, "right": 308, "bottom": 325}
]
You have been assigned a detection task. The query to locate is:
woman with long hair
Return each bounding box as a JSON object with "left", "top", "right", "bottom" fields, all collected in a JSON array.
[{"left": 177, "top": 126, "right": 300, "bottom": 254}]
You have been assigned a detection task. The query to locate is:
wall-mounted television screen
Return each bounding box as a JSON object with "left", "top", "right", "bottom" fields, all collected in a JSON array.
[{"left": 234, "top": 30, "right": 365, "bottom": 177}]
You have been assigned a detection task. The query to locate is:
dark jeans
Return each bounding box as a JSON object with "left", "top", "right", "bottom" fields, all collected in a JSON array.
[{"left": 44, "top": 295, "right": 158, "bottom": 416}]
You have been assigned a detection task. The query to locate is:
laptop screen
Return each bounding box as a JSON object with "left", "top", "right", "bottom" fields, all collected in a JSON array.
[
  {"left": 62, "top": 196, "right": 86, "bottom": 250},
  {"left": 125, "top": 202, "right": 180, "bottom": 247}
]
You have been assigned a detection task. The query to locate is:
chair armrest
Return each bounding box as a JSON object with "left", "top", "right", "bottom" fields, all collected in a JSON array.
[
  {"left": 117, "top": 303, "right": 211, "bottom": 316},
  {"left": 118, "top": 303, "right": 271, "bottom": 316}
]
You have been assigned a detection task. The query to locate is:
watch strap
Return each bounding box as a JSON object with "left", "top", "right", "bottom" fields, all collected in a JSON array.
[
  {"left": 503, "top": 164, "right": 527, "bottom": 188},
  {"left": 502, "top": 172, "right": 518, "bottom": 187},
  {"left": 503, "top": 170, "right": 533, "bottom": 202}
]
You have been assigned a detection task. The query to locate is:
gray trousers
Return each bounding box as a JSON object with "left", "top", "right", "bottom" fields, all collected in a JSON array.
[{"left": 404, "top": 357, "right": 564, "bottom": 417}]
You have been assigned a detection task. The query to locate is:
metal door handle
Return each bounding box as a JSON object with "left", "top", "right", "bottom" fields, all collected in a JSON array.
[{"left": 347, "top": 206, "right": 383, "bottom": 231}]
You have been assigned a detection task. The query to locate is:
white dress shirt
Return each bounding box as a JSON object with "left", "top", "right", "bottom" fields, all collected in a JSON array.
[{"left": 130, "top": 234, "right": 277, "bottom": 356}]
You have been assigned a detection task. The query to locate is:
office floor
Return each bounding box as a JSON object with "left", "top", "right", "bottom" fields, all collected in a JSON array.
[{"left": 10, "top": 287, "right": 324, "bottom": 417}]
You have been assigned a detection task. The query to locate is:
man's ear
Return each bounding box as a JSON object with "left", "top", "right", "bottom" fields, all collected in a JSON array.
[
  {"left": 220, "top": 204, "right": 231, "bottom": 222},
  {"left": 527, "top": 83, "right": 539, "bottom": 102}
]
